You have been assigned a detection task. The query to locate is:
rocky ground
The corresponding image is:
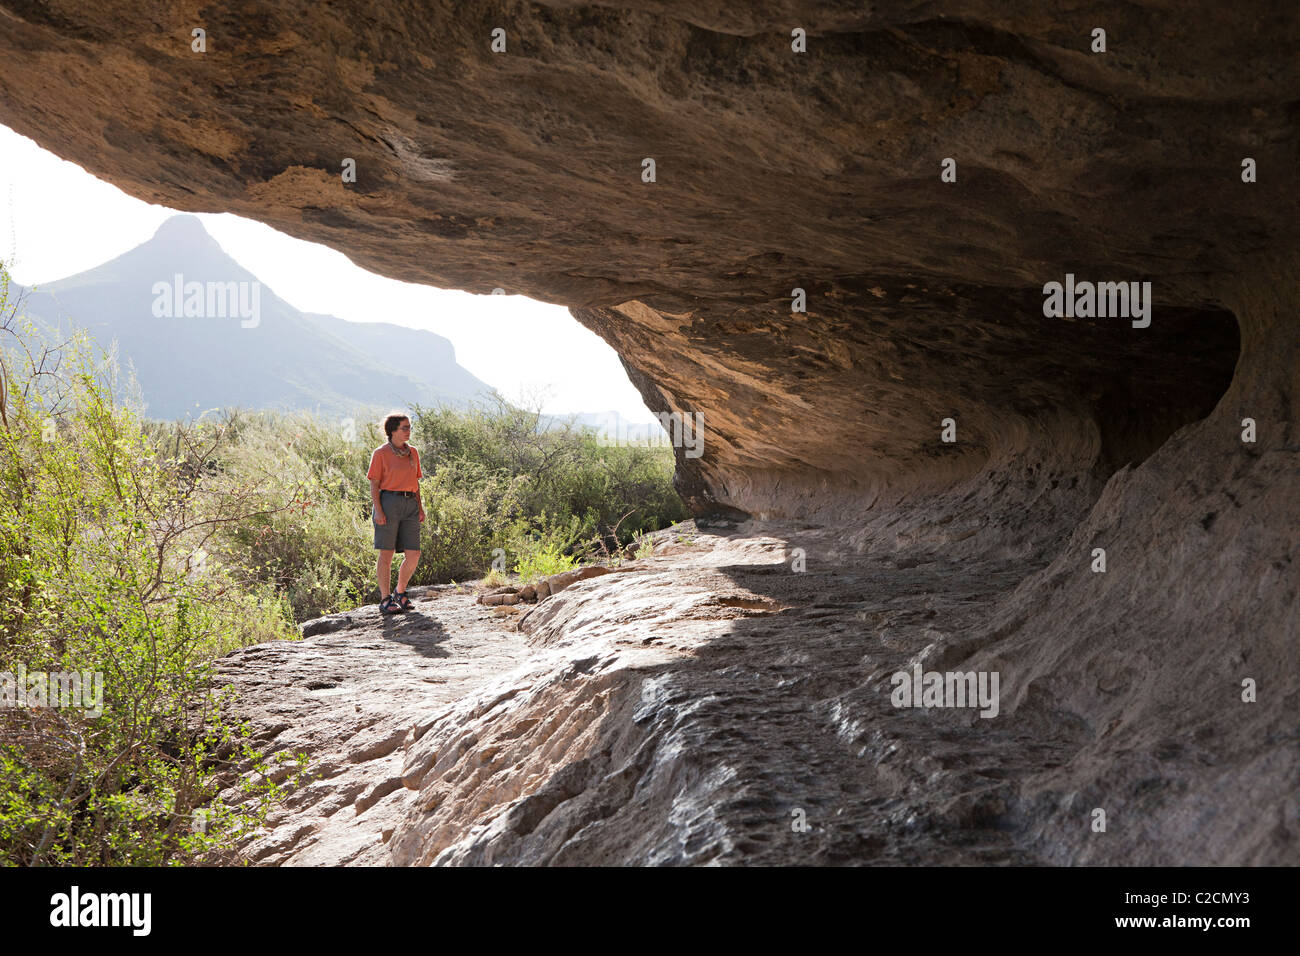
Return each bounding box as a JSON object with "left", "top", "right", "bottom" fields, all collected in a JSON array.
[
  {"left": 212, "top": 510, "right": 1295, "bottom": 866},
  {"left": 207, "top": 579, "right": 527, "bottom": 865}
]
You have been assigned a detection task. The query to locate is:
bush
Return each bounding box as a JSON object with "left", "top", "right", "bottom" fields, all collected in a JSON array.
[
  {"left": 407, "top": 396, "right": 687, "bottom": 576},
  {"left": 513, "top": 544, "right": 577, "bottom": 582},
  {"left": 0, "top": 264, "right": 299, "bottom": 865},
  {"left": 200, "top": 410, "right": 378, "bottom": 620}
]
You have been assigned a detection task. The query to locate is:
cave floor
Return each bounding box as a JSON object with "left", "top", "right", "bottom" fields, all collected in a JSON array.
[{"left": 211, "top": 517, "right": 1084, "bottom": 865}]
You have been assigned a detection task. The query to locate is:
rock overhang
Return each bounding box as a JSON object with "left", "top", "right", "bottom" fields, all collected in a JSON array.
[{"left": 0, "top": 0, "right": 1292, "bottom": 525}]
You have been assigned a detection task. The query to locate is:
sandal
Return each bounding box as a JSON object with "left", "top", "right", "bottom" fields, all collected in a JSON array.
[
  {"left": 395, "top": 591, "right": 413, "bottom": 612},
  {"left": 379, "top": 594, "right": 401, "bottom": 614}
]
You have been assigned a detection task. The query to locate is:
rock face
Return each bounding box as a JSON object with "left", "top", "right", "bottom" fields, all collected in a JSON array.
[{"left": 2, "top": 3, "right": 1296, "bottom": 864}]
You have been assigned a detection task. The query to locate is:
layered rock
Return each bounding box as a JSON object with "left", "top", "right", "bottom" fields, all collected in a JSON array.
[{"left": 2, "top": 1, "right": 1296, "bottom": 864}]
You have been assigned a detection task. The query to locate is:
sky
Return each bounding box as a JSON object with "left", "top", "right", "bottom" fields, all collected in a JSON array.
[{"left": 0, "top": 124, "right": 656, "bottom": 423}]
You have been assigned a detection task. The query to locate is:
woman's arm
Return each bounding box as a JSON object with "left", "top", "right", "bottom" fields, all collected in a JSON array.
[
  {"left": 414, "top": 448, "right": 425, "bottom": 521},
  {"left": 370, "top": 477, "right": 386, "bottom": 523}
]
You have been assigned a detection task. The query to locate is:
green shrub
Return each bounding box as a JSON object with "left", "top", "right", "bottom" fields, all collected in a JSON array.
[
  {"left": 479, "top": 568, "right": 508, "bottom": 588},
  {"left": 0, "top": 263, "right": 300, "bottom": 865},
  {"left": 512, "top": 537, "right": 578, "bottom": 583}
]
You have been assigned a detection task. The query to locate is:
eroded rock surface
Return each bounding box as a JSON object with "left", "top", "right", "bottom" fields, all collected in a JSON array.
[
  {"left": 208, "top": 584, "right": 532, "bottom": 864},
  {"left": 214, "top": 520, "right": 1294, "bottom": 865},
  {"left": 2, "top": 2, "right": 1296, "bottom": 864}
]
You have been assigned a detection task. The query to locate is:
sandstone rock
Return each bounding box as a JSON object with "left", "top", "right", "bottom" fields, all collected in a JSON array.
[
  {"left": 301, "top": 614, "right": 357, "bottom": 637},
  {"left": 544, "top": 565, "right": 615, "bottom": 597},
  {"left": 199, "top": 589, "right": 527, "bottom": 865}
]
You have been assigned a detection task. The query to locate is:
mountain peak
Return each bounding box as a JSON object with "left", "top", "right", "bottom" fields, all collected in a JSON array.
[
  {"left": 152, "top": 214, "right": 216, "bottom": 246},
  {"left": 121, "top": 213, "right": 245, "bottom": 277}
]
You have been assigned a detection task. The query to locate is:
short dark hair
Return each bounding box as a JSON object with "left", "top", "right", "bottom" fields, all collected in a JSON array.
[{"left": 382, "top": 412, "right": 410, "bottom": 439}]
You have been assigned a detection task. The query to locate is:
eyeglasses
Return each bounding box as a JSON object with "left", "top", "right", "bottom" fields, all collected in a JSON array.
[{"left": 396, "top": 425, "right": 411, "bottom": 431}]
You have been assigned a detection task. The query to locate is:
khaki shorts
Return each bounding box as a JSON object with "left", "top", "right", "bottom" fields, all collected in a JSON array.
[{"left": 373, "top": 490, "right": 421, "bottom": 553}]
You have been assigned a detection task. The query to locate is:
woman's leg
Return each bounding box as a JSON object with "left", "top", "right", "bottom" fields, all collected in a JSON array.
[
  {"left": 395, "top": 496, "right": 421, "bottom": 595},
  {"left": 397, "top": 549, "right": 420, "bottom": 594},
  {"left": 377, "top": 549, "right": 395, "bottom": 598}
]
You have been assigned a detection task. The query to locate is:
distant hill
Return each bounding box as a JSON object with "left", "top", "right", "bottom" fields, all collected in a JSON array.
[{"left": 12, "top": 215, "right": 497, "bottom": 421}]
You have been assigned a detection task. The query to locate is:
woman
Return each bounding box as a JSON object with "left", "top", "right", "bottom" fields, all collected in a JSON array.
[{"left": 366, "top": 411, "right": 425, "bottom": 614}]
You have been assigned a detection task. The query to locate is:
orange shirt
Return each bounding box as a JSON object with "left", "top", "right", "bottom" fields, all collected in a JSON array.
[{"left": 367, "top": 443, "right": 422, "bottom": 493}]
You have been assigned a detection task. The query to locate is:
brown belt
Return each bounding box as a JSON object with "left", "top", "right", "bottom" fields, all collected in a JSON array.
[{"left": 380, "top": 489, "right": 417, "bottom": 497}]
